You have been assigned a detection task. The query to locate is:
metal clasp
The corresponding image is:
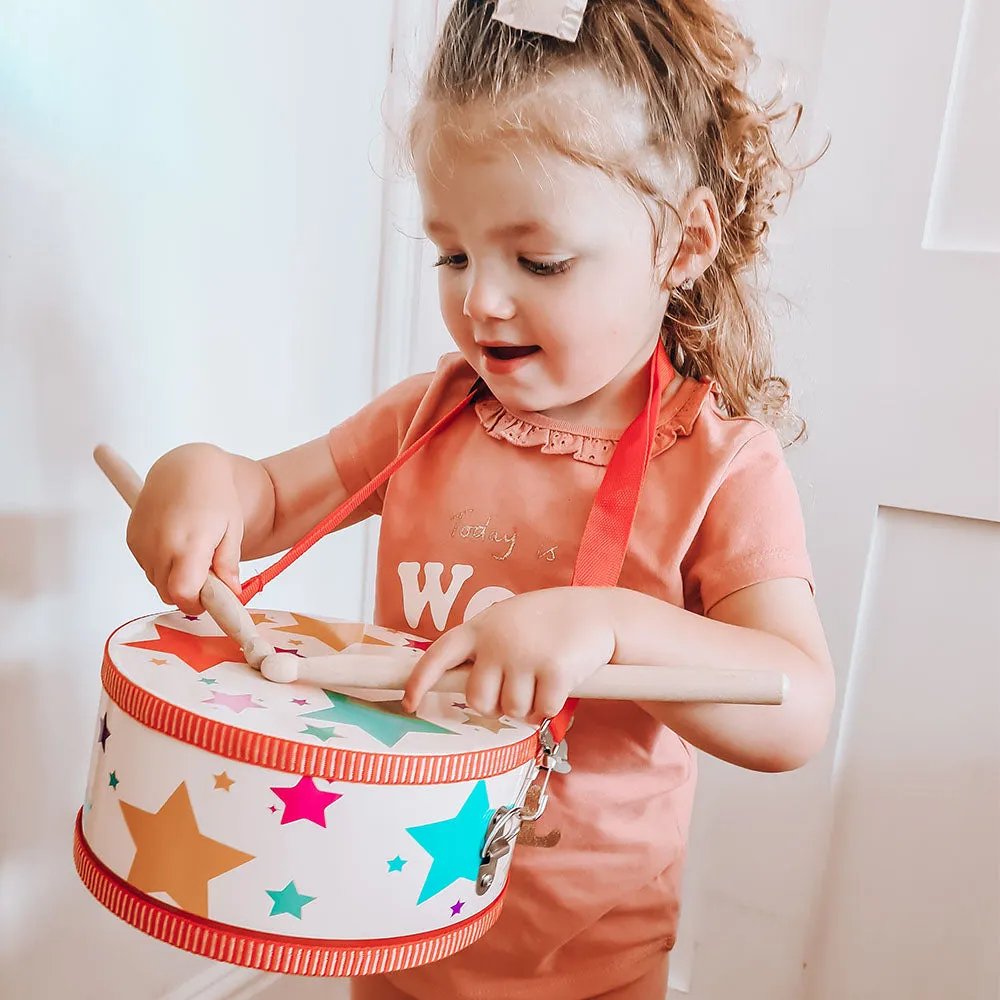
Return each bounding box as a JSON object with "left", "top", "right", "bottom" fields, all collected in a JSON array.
[
  {"left": 477, "top": 804, "right": 521, "bottom": 895},
  {"left": 523, "top": 720, "right": 570, "bottom": 821},
  {"left": 476, "top": 720, "right": 572, "bottom": 893}
]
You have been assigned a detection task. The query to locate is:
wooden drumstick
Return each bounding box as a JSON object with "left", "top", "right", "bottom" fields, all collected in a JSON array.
[
  {"left": 93, "top": 444, "right": 275, "bottom": 670},
  {"left": 259, "top": 650, "right": 787, "bottom": 705}
]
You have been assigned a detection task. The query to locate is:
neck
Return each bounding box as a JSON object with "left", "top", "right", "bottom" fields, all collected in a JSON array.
[{"left": 540, "top": 339, "right": 669, "bottom": 428}]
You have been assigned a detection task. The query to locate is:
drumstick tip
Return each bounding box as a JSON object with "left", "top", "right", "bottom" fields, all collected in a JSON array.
[{"left": 260, "top": 652, "right": 299, "bottom": 684}]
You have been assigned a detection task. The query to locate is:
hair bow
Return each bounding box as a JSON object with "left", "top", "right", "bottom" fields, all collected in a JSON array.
[{"left": 492, "top": 0, "right": 590, "bottom": 42}]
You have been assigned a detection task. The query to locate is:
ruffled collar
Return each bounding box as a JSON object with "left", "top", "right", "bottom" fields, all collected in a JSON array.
[{"left": 474, "top": 376, "right": 713, "bottom": 467}]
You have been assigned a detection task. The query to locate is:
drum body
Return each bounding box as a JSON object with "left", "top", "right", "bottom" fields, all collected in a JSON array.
[{"left": 74, "top": 610, "right": 539, "bottom": 976}]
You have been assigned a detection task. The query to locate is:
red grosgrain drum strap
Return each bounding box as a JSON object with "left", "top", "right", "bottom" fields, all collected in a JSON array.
[
  {"left": 239, "top": 386, "right": 480, "bottom": 604},
  {"left": 548, "top": 342, "right": 671, "bottom": 742}
]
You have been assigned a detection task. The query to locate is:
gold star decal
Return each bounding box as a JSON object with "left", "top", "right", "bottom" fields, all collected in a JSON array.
[
  {"left": 213, "top": 771, "right": 235, "bottom": 791},
  {"left": 462, "top": 714, "right": 516, "bottom": 734},
  {"left": 271, "top": 614, "right": 392, "bottom": 652},
  {"left": 118, "top": 782, "right": 254, "bottom": 917},
  {"left": 250, "top": 612, "right": 278, "bottom": 626},
  {"left": 150, "top": 658, "right": 168, "bottom": 666}
]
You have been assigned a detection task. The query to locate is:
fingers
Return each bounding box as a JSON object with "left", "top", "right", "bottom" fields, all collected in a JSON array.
[
  {"left": 127, "top": 507, "right": 243, "bottom": 617},
  {"left": 531, "top": 671, "right": 569, "bottom": 723},
  {"left": 498, "top": 671, "right": 535, "bottom": 722},
  {"left": 466, "top": 665, "right": 504, "bottom": 718},
  {"left": 165, "top": 545, "right": 215, "bottom": 616},
  {"left": 403, "top": 627, "right": 475, "bottom": 713},
  {"left": 212, "top": 522, "right": 244, "bottom": 596}
]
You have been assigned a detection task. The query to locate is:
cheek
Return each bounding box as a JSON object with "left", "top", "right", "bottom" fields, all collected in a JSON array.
[{"left": 438, "top": 277, "right": 468, "bottom": 336}]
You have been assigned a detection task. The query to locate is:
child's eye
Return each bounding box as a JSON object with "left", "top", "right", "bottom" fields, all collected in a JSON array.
[
  {"left": 520, "top": 257, "right": 573, "bottom": 276},
  {"left": 434, "top": 253, "right": 467, "bottom": 269}
]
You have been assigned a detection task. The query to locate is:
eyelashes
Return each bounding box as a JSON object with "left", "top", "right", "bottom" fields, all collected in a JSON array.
[
  {"left": 433, "top": 254, "right": 573, "bottom": 277},
  {"left": 433, "top": 253, "right": 467, "bottom": 269},
  {"left": 521, "top": 258, "right": 572, "bottom": 276}
]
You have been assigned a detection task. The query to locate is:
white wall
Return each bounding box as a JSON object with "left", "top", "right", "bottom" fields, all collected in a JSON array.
[{"left": 0, "top": 3, "right": 394, "bottom": 997}]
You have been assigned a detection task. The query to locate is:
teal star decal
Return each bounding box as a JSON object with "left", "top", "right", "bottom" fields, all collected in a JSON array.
[
  {"left": 108, "top": 771, "right": 119, "bottom": 789},
  {"left": 266, "top": 880, "right": 316, "bottom": 919},
  {"left": 406, "top": 781, "right": 493, "bottom": 904},
  {"left": 301, "top": 692, "right": 456, "bottom": 748},
  {"left": 199, "top": 677, "right": 218, "bottom": 685},
  {"left": 300, "top": 724, "right": 342, "bottom": 742},
  {"left": 387, "top": 855, "right": 407, "bottom": 873}
]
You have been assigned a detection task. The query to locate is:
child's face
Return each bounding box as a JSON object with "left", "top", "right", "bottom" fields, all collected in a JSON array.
[{"left": 416, "top": 129, "right": 676, "bottom": 424}]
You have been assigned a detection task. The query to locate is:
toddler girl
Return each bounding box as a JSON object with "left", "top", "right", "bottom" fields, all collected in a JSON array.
[{"left": 128, "top": 1, "right": 834, "bottom": 997}]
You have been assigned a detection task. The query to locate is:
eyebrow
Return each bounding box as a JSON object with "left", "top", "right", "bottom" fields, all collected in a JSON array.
[{"left": 424, "top": 220, "right": 545, "bottom": 240}]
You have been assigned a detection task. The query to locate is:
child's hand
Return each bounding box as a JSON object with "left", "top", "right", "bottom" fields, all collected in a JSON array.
[
  {"left": 402, "top": 588, "right": 617, "bottom": 723},
  {"left": 126, "top": 444, "right": 246, "bottom": 616}
]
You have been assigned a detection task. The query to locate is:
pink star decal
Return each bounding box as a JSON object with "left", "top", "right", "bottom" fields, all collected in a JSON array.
[
  {"left": 406, "top": 638, "right": 433, "bottom": 651},
  {"left": 270, "top": 776, "right": 342, "bottom": 828},
  {"left": 450, "top": 899, "right": 465, "bottom": 917},
  {"left": 202, "top": 691, "right": 264, "bottom": 714},
  {"left": 291, "top": 698, "right": 309, "bottom": 706},
  {"left": 274, "top": 646, "right": 305, "bottom": 658},
  {"left": 269, "top": 805, "right": 278, "bottom": 813}
]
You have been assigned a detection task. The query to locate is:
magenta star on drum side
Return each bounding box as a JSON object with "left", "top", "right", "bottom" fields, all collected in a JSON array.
[{"left": 270, "top": 776, "right": 343, "bottom": 827}]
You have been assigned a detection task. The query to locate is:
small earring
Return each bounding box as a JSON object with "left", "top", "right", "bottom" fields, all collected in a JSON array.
[{"left": 677, "top": 277, "right": 695, "bottom": 292}]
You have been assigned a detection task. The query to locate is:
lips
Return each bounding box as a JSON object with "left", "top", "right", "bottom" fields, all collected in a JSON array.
[
  {"left": 479, "top": 343, "right": 540, "bottom": 376},
  {"left": 482, "top": 345, "right": 540, "bottom": 360}
]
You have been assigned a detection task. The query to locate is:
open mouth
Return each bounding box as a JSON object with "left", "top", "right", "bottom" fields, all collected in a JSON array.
[{"left": 483, "top": 345, "right": 540, "bottom": 360}]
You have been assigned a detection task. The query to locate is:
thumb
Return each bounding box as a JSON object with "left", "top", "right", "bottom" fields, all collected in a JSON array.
[{"left": 212, "top": 521, "right": 244, "bottom": 596}]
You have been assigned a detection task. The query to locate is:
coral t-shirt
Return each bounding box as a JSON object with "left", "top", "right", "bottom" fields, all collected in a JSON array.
[{"left": 328, "top": 354, "right": 813, "bottom": 998}]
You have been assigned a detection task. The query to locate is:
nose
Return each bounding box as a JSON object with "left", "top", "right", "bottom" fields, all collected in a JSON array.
[{"left": 463, "top": 265, "right": 516, "bottom": 323}]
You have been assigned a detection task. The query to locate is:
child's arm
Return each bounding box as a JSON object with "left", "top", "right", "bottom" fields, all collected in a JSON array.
[
  {"left": 127, "top": 437, "right": 353, "bottom": 615},
  {"left": 403, "top": 578, "right": 833, "bottom": 773},
  {"left": 607, "top": 578, "right": 834, "bottom": 772}
]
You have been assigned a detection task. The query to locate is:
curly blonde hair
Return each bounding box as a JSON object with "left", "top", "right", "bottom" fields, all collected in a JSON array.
[{"left": 414, "top": 0, "right": 817, "bottom": 439}]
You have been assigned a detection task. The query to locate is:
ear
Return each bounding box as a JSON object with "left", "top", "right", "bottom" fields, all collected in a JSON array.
[{"left": 664, "top": 187, "right": 722, "bottom": 289}]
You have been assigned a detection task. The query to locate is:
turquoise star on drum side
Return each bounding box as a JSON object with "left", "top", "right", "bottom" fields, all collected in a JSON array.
[
  {"left": 301, "top": 692, "right": 455, "bottom": 748},
  {"left": 266, "top": 880, "right": 316, "bottom": 919},
  {"left": 406, "top": 780, "right": 494, "bottom": 905}
]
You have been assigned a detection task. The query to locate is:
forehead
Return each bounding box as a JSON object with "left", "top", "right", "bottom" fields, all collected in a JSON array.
[
  {"left": 417, "top": 132, "right": 649, "bottom": 245},
  {"left": 412, "top": 70, "right": 688, "bottom": 228}
]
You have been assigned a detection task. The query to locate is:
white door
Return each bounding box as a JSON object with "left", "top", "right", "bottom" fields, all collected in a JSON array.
[{"left": 668, "top": 0, "right": 1000, "bottom": 996}]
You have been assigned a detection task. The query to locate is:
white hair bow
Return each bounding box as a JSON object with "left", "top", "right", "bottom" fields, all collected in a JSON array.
[{"left": 492, "top": 0, "right": 590, "bottom": 42}]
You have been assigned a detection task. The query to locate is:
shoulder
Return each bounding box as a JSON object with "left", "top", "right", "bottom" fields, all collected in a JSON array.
[
  {"left": 395, "top": 353, "right": 479, "bottom": 444},
  {"left": 669, "top": 382, "right": 784, "bottom": 483},
  {"left": 360, "top": 353, "right": 477, "bottom": 431}
]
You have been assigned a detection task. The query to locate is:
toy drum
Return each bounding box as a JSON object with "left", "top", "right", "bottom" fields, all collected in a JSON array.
[{"left": 74, "top": 608, "right": 541, "bottom": 976}]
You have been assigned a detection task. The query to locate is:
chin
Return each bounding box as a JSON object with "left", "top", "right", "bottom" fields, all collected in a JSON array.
[{"left": 488, "top": 385, "right": 570, "bottom": 416}]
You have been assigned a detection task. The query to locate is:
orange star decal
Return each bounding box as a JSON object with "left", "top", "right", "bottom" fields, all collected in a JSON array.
[
  {"left": 271, "top": 614, "right": 391, "bottom": 652},
  {"left": 462, "top": 714, "right": 516, "bottom": 734},
  {"left": 119, "top": 782, "right": 254, "bottom": 917},
  {"left": 124, "top": 624, "right": 244, "bottom": 673},
  {"left": 213, "top": 771, "right": 235, "bottom": 791}
]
